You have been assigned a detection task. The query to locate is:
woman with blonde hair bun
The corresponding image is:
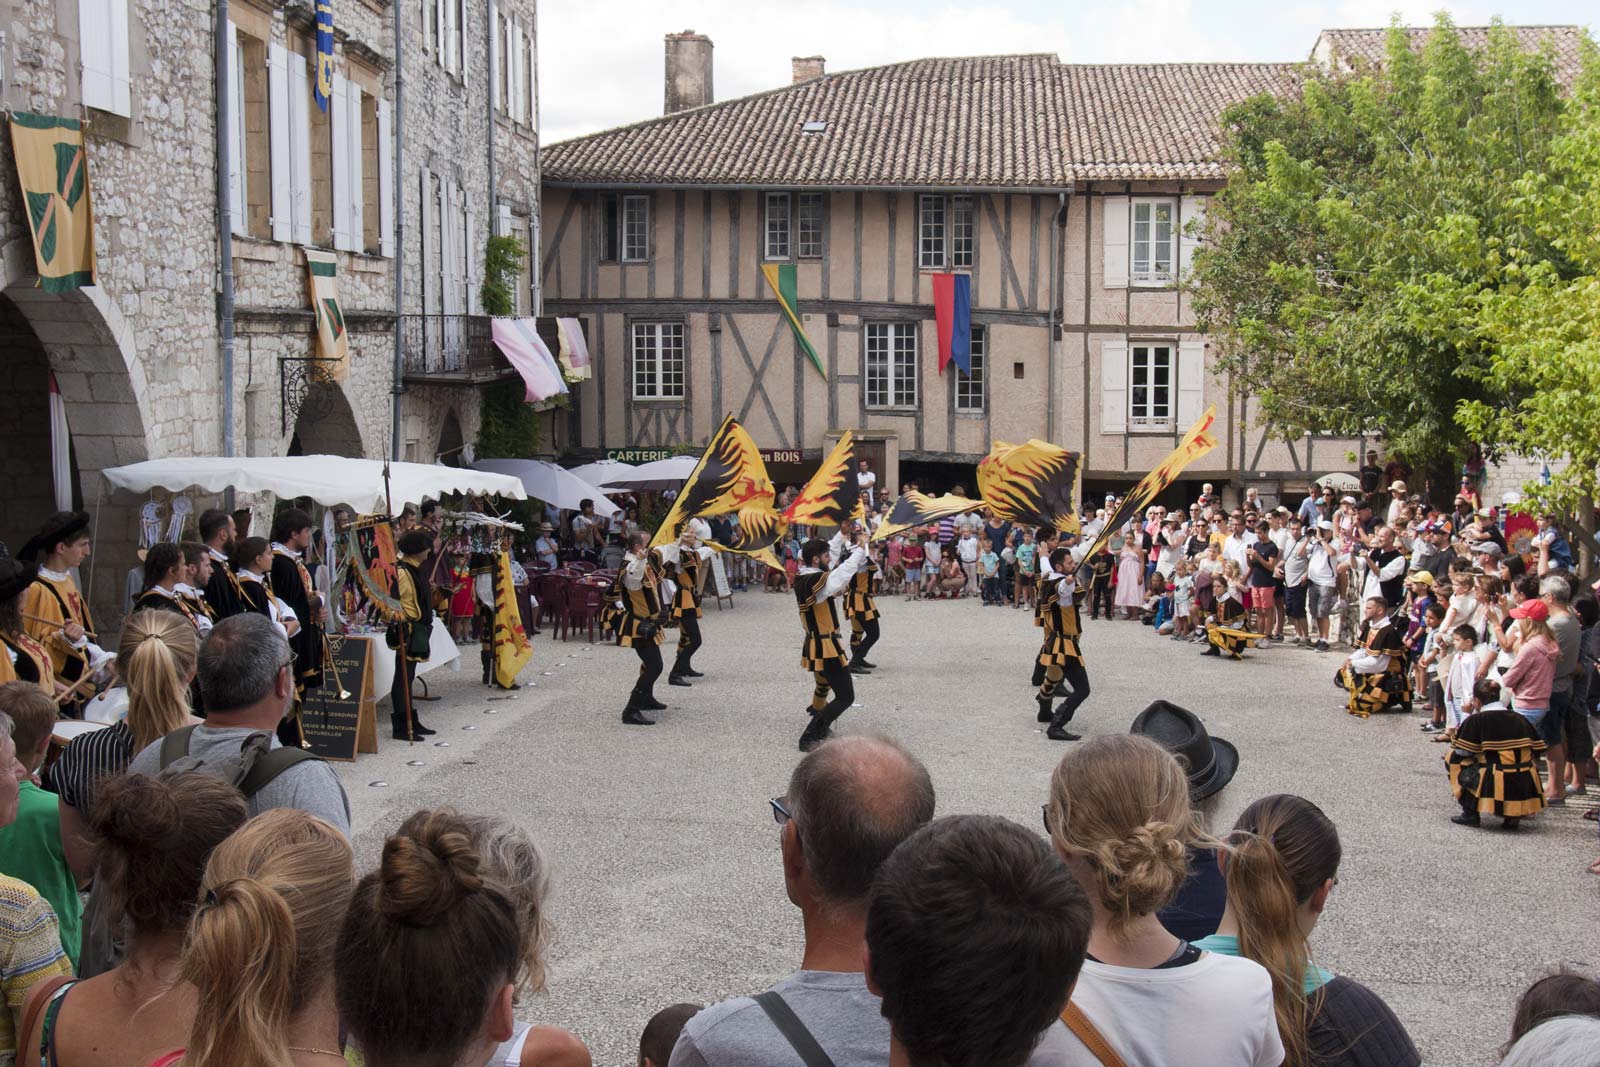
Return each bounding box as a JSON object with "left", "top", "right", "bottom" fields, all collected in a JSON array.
[
  {"left": 336, "top": 809, "right": 524, "bottom": 1066},
  {"left": 53, "top": 611, "right": 202, "bottom": 882},
  {"left": 153, "top": 808, "right": 355, "bottom": 1067},
  {"left": 1043, "top": 734, "right": 1282, "bottom": 1066}
]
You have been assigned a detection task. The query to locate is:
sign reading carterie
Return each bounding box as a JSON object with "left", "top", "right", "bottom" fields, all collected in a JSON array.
[{"left": 607, "top": 448, "right": 673, "bottom": 463}]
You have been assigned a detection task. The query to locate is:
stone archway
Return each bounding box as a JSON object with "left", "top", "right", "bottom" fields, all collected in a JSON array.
[
  {"left": 289, "top": 382, "right": 364, "bottom": 457},
  {"left": 0, "top": 283, "right": 152, "bottom": 626}
]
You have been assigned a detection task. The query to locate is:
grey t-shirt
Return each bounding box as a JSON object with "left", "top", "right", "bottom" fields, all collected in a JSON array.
[
  {"left": 1550, "top": 613, "right": 1581, "bottom": 696},
  {"left": 127, "top": 726, "right": 352, "bottom": 837},
  {"left": 668, "top": 969, "right": 1079, "bottom": 1067}
]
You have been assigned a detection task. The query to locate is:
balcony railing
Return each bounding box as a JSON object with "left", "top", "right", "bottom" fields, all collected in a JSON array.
[{"left": 399, "top": 314, "right": 508, "bottom": 382}]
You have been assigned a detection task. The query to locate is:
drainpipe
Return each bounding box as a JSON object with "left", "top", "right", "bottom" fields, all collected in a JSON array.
[
  {"left": 486, "top": 0, "right": 496, "bottom": 264},
  {"left": 216, "top": 0, "right": 237, "bottom": 477},
  {"left": 390, "top": 0, "right": 406, "bottom": 459}
]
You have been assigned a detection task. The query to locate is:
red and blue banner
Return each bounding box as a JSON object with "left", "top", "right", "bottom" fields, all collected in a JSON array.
[{"left": 931, "top": 273, "right": 972, "bottom": 375}]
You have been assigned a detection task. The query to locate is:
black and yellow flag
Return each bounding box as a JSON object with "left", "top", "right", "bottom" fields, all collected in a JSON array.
[
  {"left": 649, "top": 414, "right": 776, "bottom": 548},
  {"left": 871, "top": 491, "right": 985, "bottom": 542},
  {"left": 9, "top": 114, "right": 96, "bottom": 293},
  {"left": 977, "top": 439, "right": 1082, "bottom": 533},
  {"left": 1084, "top": 406, "right": 1221, "bottom": 558},
  {"left": 783, "top": 431, "right": 859, "bottom": 528}
]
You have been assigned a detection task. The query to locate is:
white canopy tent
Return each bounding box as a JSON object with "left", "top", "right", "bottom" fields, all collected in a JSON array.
[
  {"left": 470, "top": 459, "right": 619, "bottom": 517},
  {"left": 597, "top": 454, "right": 699, "bottom": 490},
  {"left": 101, "top": 455, "right": 527, "bottom": 513},
  {"left": 564, "top": 459, "right": 638, "bottom": 489}
]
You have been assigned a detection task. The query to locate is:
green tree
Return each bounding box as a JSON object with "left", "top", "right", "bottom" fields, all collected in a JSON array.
[
  {"left": 1188, "top": 18, "right": 1577, "bottom": 485},
  {"left": 1457, "top": 56, "right": 1600, "bottom": 514}
]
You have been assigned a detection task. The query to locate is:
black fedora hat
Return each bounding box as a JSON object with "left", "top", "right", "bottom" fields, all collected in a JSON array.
[
  {"left": 19, "top": 511, "right": 90, "bottom": 564},
  {"left": 1130, "top": 700, "right": 1239, "bottom": 800}
]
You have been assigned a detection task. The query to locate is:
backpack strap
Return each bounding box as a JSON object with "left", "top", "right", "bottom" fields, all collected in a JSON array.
[
  {"left": 1060, "top": 1002, "right": 1129, "bottom": 1067},
  {"left": 158, "top": 725, "right": 200, "bottom": 771},
  {"left": 237, "top": 742, "right": 322, "bottom": 798},
  {"left": 752, "top": 991, "right": 837, "bottom": 1067}
]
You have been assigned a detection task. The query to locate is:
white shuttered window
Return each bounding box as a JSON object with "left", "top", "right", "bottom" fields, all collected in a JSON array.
[
  {"left": 268, "top": 43, "right": 313, "bottom": 245},
  {"left": 225, "top": 23, "right": 246, "bottom": 236},
  {"left": 377, "top": 100, "right": 395, "bottom": 256},
  {"left": 79, "top": 0, "right": 132, "bottom": 116}
]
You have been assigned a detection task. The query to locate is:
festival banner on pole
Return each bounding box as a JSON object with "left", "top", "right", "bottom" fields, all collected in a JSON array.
[
  {"left": 1083, "top": 405, "right": 1221, "bottom": 559},
  {"left": 491, "top": 550, "right": 532, "bottom": 688},
  {"left": 783, "top": 431, "right": 860, "bottom": 528},
  {"left": 304, "top": 249, "right": 349, "bottom": 380},
  {"left": 9, "top": 113, "right": 97, "bottom": 293},
  {"left": 872, "top": 490, "right": 986, "bottom": 542}
]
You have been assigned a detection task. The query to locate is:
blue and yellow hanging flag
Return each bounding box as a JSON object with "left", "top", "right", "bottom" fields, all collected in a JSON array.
[{"left": 313, "top": 0, "right": 335, "bottom": 112}]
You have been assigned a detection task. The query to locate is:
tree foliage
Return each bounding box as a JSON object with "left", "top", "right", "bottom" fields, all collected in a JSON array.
[
  {"left": 1188, "top": 18, "right": 1580, "bottom": 476},
  {"left": 1457, "top": 55, "right": 1600, "bottom": 512}
]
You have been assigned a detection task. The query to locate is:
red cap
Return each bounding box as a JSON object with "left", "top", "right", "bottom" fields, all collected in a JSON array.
[{"left": 1510, "top": 599, "right": 1549, "bottom": 621}]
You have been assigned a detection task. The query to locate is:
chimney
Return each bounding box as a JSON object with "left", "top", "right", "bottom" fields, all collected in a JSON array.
[
  {"left": 792, "top": 55, "right": 825, "bottom": 83},
  {"left": 664, "top": 31, "right": 714, "bottom": 114}
]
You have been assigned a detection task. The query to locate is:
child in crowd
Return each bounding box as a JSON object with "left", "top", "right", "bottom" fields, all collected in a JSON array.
[
  {"left": 978, "top": 544, "right": 1002, "bottom": 605},
  {"left": 884, "top": 534, "right": 905, "bottom": 596},
  {"left": 1403, "top": 572, "right": 1437, "bottom": 657},
  {"left": 1086, "top": 544, "right": 1115, "bottom": 620},
  {"left": 1140, "top": 573, "right": 1169, "bottom": 628},
  {"left": 1439, "top": 570, "right": 1483, "bottom": 641},
  {"left": 1414, "top": 602, "right": 1448, "bottom": 734},
  {"left": 902, "top": 534, "right": 925, "bottom": 601},
  {"left": 1171, "top": 559, "right": 1195, "bottom": 640},
  {"left": 640, "top": 1003, "right": 701, "bottom": 1067},
  {"left": 1013, "top": 528, "right": 1038, "bottom": 610},
  {"left": 1440, "top": 622, "right": 1492, "bottom": 740}
]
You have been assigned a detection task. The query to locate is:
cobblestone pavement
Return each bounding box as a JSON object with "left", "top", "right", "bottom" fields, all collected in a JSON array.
[{"left": 337, "top": 589, "right": 1600, "bottom": 1067}]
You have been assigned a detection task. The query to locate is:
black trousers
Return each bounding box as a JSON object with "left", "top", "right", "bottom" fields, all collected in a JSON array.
[
  {"left": 809, "top": 659, "right": 855, "bottom": 729},
  {"left": 1090, "top": 580, "right": 1112, "bottom": 619},
  {"left": 673, "top": 615, "right": 702, "bottom": 675},
  {"left": 1040, "top": 658, "right": 1091, "bottom": 724},
  {"left": 1031, "top": 642, "right": 1048, "bottom": 688},
  {"left": 850, "top": 616, "right": 880, "bottom": 662},
  {"left": 390, "top": 656, "right": 420, "bottom": 735},
  {"left": 629, "top": 640, "right": 663, "bottom": 706}
]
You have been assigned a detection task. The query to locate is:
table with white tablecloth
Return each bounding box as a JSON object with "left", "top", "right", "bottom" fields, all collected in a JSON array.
[{"left": 358, "top": 617, "right": 461, "bottom": 706}]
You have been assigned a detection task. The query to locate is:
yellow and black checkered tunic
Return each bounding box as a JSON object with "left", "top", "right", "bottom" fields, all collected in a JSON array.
[
  {"left": 1447, "top": 709, "right": 1547, "bottom": 817},
  {"left": 600, "top": 570, "right": 624, "bottom": 636},
  {"left": 617, "top": 566, "right": 663, "bottom": 648},
  {"left": 846, "top": 561, "right": 878, "bottom": 623},
  {"left": 670, "top": 553, "right": 702, "bottom": 620},
  {"left": 795, "top": 570, "right": 847, "bottom": 671},
  {"left": 1205, "top": 595, "right": 1262, "bottom": 660},
  {"left": 1036, "top": 575, "right": 1083, "bottom": 668}
]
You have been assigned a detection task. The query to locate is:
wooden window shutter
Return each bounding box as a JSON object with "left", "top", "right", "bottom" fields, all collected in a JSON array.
[
  {"left": 1100, "top": 338, "right": 1128, "bottom": 434},
  {"left": 1102, "top": 197, "right": 1129, "bottom": 289},
  {"left": 1179, "top": 195, "right": 1206, "bottom": 279},
  {"left": 226, "top": 22, "right": 246, "bottom": 236},
  {"left": 267, "top": 43, "right": 293, "bottom": 242},
  {"left": 330, "top": 72, "right": 352, "bottom": 251},
  {"left": 1177, "top": 339, "right": 1206, "bottom": 427},
  {"left": 377, "top": 99, "right": 394, "bottom": 256},
  {"left": 288, "top": 56, "right": 313, "bottom": 245}
]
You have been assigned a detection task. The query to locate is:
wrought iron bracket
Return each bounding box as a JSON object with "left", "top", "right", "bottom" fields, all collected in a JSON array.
[{"left": 281, "top": 356, "right": 341, "bottom": 434}]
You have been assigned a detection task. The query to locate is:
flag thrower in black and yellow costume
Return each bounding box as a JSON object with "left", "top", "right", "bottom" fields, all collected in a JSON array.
[
  {"left": 1202, "top": 588, "right": 1263, "bottom": 661},
  {"left": 794, "top": 534, "right": 868, "bottom": 753},
  {"left": 1036, "top": 544, "right": 1091, "bottom": 741},
  {"left": 618, "top": 534, "right": 668, "bottom": 726},
  {"left": 1447, "top": 707, "right": 1547, "bottom": 827},
  {"left": 653, "top": 529, "right": 713, "bottom": 686},
  {"left": 389, "top": 529, "right": 438, "bottom": 741},
  {"left": 1334, "top": 608, "right": 1408, "bottom": 717},
  {"left": 827, "top": 518, "right": 879, "bottom": 673},
  {"left": 19, "top": 510, "right": 111, "bottom": 713}
]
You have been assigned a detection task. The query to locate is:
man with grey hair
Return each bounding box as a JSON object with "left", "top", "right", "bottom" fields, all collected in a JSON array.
[
  {"left": 672, "top": 735, "right": 1075, "bottom": 1066},
  {"left": 127, "top": 613, "right": 351, "bottom": 836},
  {"left": 1542, "top": 574, "right": 1580, "bottom": 805}
]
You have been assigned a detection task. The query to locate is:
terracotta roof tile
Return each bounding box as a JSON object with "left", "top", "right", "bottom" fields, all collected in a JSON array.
[{"left": 1313, "top": 25, "right": 1587, "bottom": 85}]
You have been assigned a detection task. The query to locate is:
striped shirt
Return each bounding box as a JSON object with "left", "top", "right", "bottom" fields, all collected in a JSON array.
[
  {"left": 0, "top": 874, "right": 71, "bottom": 1062},
  {"left": 48, "top": 721, "right": 134, "bottom": 815}
]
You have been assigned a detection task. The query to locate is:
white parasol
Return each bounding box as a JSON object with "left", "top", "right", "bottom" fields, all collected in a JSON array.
[
  {"left": 596, "top": 454, "right": 699, "bottom": 490},
  {"left": 469, "top": 460, "right": 619, "bottom": 516}
]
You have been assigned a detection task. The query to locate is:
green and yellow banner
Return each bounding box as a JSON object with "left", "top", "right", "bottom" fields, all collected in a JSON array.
[
  {"left": 9, "top": 114, "right": 96, "bottom": 293},
  {"left": 761, "top": 262, "right": 825, "bottom": 379},
  {"left": 305, "top": 249, "right": 349, "bottom": 380}
]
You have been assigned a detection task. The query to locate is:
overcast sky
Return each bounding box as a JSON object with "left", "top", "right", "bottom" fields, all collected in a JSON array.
[{"left": 539, "top": 0, "right": 1595, "bottom": 144}]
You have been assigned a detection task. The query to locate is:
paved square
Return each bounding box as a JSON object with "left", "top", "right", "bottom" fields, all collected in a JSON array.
[{"left": 338, "top": 590, "right": 1600, "bottom": 1066}]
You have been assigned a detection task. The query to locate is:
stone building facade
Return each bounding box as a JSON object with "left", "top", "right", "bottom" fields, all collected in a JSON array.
[{"left": 0, "top": 0, "right": 541, "bottom": 624}]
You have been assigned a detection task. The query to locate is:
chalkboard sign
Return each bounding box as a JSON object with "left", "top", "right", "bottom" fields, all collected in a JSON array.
[{"left": 300, "top": 635, "right": 374, "bottom": 762}]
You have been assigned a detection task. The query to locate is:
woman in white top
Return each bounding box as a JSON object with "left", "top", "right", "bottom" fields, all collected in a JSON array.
[{"left": 1044, "top": 735, "right": 1284, "bottom": 1067}]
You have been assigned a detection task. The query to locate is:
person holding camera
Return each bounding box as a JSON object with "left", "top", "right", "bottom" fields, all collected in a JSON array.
[{"left": 618, "top": 532, "right": 668, "bottom": 726}]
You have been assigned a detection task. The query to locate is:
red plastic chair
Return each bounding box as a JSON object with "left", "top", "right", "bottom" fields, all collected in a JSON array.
[
  {"left": 565, "top": 584, "right": 606, "bottom": 643},
  {"left": 539, "top": 577, "right": 572, "bottom": 641},
  {"left": 569, "top": 561, "right": 598, "bottom": 574}
]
